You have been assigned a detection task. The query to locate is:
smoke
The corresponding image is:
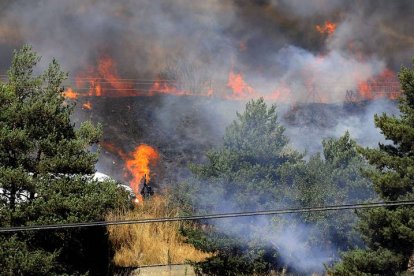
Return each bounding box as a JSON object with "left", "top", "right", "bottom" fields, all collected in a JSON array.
[
  {"left": 270, "top": 0, "right": 346, "bottom": 17},
  {"left": 0, "top": 0, "right": 412, "bottom": 272},
  {"left": 283, "top": 99, "right": 399, "bottom": 156},
  {"left": 1, "top": 0, "right": 412, "bottom": 94},
  {"left": 186, "top": 175, "right": 345, "bottom": 273}
]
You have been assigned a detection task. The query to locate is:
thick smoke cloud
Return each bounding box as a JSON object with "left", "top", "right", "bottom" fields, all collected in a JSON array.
[
  {"left": 0, "top": 0, "right": 412, "bottom": 272},
  {"left": 1, "top": 0, "right": 412, "bottom": 95}
]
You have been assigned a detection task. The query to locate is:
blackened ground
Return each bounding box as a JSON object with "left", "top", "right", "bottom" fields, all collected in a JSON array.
[
  {"left": 72, "top": 95, "right": 242, "bottom": 189},
  {"left": 71, "top": 95, "right": 397, "bottom": 190}
]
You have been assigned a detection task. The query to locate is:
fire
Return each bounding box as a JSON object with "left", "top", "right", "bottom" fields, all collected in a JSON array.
[
  {"left": 269, "top": 82, "right": 291, "bottom": 103},
  {"left": 77, "top": 56, "right": 135, "bottom": 97},
  {"left": 82, "top": 101, "right": 92, "bottom": 110},
  {"left": 227, "top": 70, "right": 255, "bottom": 98},
  {"left": 63, "top": 87, "right": 78, "bottom": 99},
  {"left": 63, "top": 56, "right": 137, "bottom": 99},
  {"left": 0, "top": 24, "right": 21, "bottom": 44},
  {"left": 316, "top": 21, "right": 336, "bottom": 35},
  {"left": 149, "top": 79, "right": 190, "bottom": 96},
  {"left": 100, "top": 142, "right": 159, "bottom": 202},
  {"left": 125, "top": 144, "right": 159, "bottom": 198},
  {"left": 357, "top": 69, "right": 401, "bottom": 100},
  {"left": 61, "top": 54, "right": 401, "bottom": 104}
]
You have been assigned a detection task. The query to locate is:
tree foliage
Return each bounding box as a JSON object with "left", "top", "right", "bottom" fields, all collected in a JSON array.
[
  {"left": 0, "top": 45, "right": 130, "bottom": 275},
  {"left": 173, "top": 98, "right": 372, "bottom": 274},
  {"left": 333, "top": 60, "right": 414, "bottom": 275}
]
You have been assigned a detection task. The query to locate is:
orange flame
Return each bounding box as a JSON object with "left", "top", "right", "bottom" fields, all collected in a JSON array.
[
  {"left": 239, "top": 41, "right": 247, "bottom": 52},
  {"left": 100, "top": 142, "right": 159, "bottom": 202},
  {"left": 62, "top": 54, "right": 401, "bottom": 104},
  {"left": 125, "top": 144, "right": 159, "bottom": 197},
  {"left": 82, "top": 101, "right": 92, "bottom": 110},
  {"left": 65, "top": 56, "right": 136, "bottom": 98},
  {"left": 316, "top": 21, "right": 336, "bottom": 35},
  {"left": 227, "top": 70, "right": 255, "bottom": 98},
  {"left": 357, "top": 69, "right": 401, "bottom": 100},
  {"left": 149, "top": 79, "right": 190, "bottom": 96},
  {"left": 63, "top": 87, "right": 78, "bottom": 99}
]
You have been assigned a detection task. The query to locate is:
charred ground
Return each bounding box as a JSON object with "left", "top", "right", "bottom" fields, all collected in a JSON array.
[{"left": 71, "top": 95, "right": 397, "bottom": 190}]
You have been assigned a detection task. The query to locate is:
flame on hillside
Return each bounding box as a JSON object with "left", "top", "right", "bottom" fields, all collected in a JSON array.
[
  {"left": 316, "top": 21, "right": 336, "bottom": 35},
  {"left": 125, "top": 144, "right": 159, "bottom": 199},
  {"left": 149, "top": 79, "right": 191, "bottom": 96},
  {"left": 357, "top": 69, "right": 401, "bottom": 100},
  {"left": 63, "top": 88, "right": 78, "bottom": 99},
  {"left": 227, "top": 69, "right": 256, "bottom": 99},
  {"left": 70, "top": 56, "right": 135, "bottom": 98},
  {"left": 62, "top": 54, "right": 401, "bottom": 104},
  {"left": 101, "top": 142, "right": 159, "bottom": 203},
  {"left": 82, "top": 101, "right": 92, "bottom": 110}
]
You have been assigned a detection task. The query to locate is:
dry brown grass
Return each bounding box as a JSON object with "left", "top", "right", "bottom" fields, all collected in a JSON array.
[{"left": 106, "top": 196, "right": 211, "bottom": 267}]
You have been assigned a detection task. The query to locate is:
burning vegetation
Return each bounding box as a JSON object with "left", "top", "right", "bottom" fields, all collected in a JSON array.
[
  {"left": 125, "top": 144, "right": 159, "bottom": 201},
  {"left": 2, "top": 0, "right": 414, "bottom": 274},
  {"left": 315, "top": 21, "right": 337, "bottom": 35},
  {"left": 101, "top": 142, "right": 159, "bottom": 203},
  {"left": 63, "top": 54, "right": 401, "bottom": 106}
]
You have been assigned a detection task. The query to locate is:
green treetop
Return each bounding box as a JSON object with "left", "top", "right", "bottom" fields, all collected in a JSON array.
[
  {"left": 0, "top": 45, "right": 130, "bottom": 275},
  {"left": 333, "top": 60, "right": 414, "bottom": 275}
]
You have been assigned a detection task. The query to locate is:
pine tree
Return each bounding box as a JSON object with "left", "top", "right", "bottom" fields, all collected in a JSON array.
[
  {"left": 176, "top": 99, "right": 373, "bottom": 274},
  {"left": 180, "top": 98, "right": 302, "bottom": 274},
  {"left": 0, "top": 45, "right": 130, "bottom": 275},
  {"left": 333, "top": 61, "right": 414, "bottom": 275},
  {"left": 191, "top": 97, "right": 303, "bottom": 211}
]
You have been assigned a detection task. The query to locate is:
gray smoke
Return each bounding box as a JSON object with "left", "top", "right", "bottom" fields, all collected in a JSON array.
[
  {"left": 1, "top": 0, "right": 412, "bottom": 98},
  {"left": 0, "top": 0, "right": 411, "bottom": 272},
  {"left": 283, "top": 99, "right": 400, "bottom": 156}
]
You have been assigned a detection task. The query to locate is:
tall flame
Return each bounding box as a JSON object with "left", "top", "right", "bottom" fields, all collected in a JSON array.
[
  {"left": 125, "top": 144, "right": 159, "bottom": 198},
  {"left": 101, "top": 142, "right": 159, "bottom": 202}
]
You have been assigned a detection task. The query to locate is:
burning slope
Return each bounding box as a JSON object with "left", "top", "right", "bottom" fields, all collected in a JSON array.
[
  {"left": 63, "top": 54, "right": 402, "bottom": 104},
  {"left": 67, "top": 56, "right": 135, "bottom": 98},
  {"left": 149, "top": 79, "right": 190, "bottom": 96}
]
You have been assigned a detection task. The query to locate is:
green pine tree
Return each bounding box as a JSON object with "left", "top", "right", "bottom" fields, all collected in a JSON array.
[
  {"left": 179, "top": 98, "right": 301, "bottom": 274},
  {"left": 332, "top": 61, "right": 414, "bottom": 275},
  {"left": 174, "top": 99, "right": 373, "bottom": 274},
  {"left": 0, "top": 45, "right": 131, "bottom": 275},
  {"left": 191, "top": 97, "right": 303, "bottom": 211}
]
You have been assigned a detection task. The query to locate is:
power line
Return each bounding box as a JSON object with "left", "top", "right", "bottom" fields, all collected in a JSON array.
[
  {"left": 0, "top": 75, "right": 177, "bottom": 82},
  {"left": 0, "top": 200, "right": 413, "bottom": 233}
]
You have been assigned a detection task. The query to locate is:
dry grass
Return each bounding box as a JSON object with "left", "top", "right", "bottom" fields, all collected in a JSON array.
[{"left": 107, "top": 196, "right": 211, "bottom": 267}]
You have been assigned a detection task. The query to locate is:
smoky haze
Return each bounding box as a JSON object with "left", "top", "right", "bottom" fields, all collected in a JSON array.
[
  {"left": 0, "top": 0, "right": 412, "bottom": 272},
  {"left": 0, "top": 0, "right": 413, "bottom": 100}
]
